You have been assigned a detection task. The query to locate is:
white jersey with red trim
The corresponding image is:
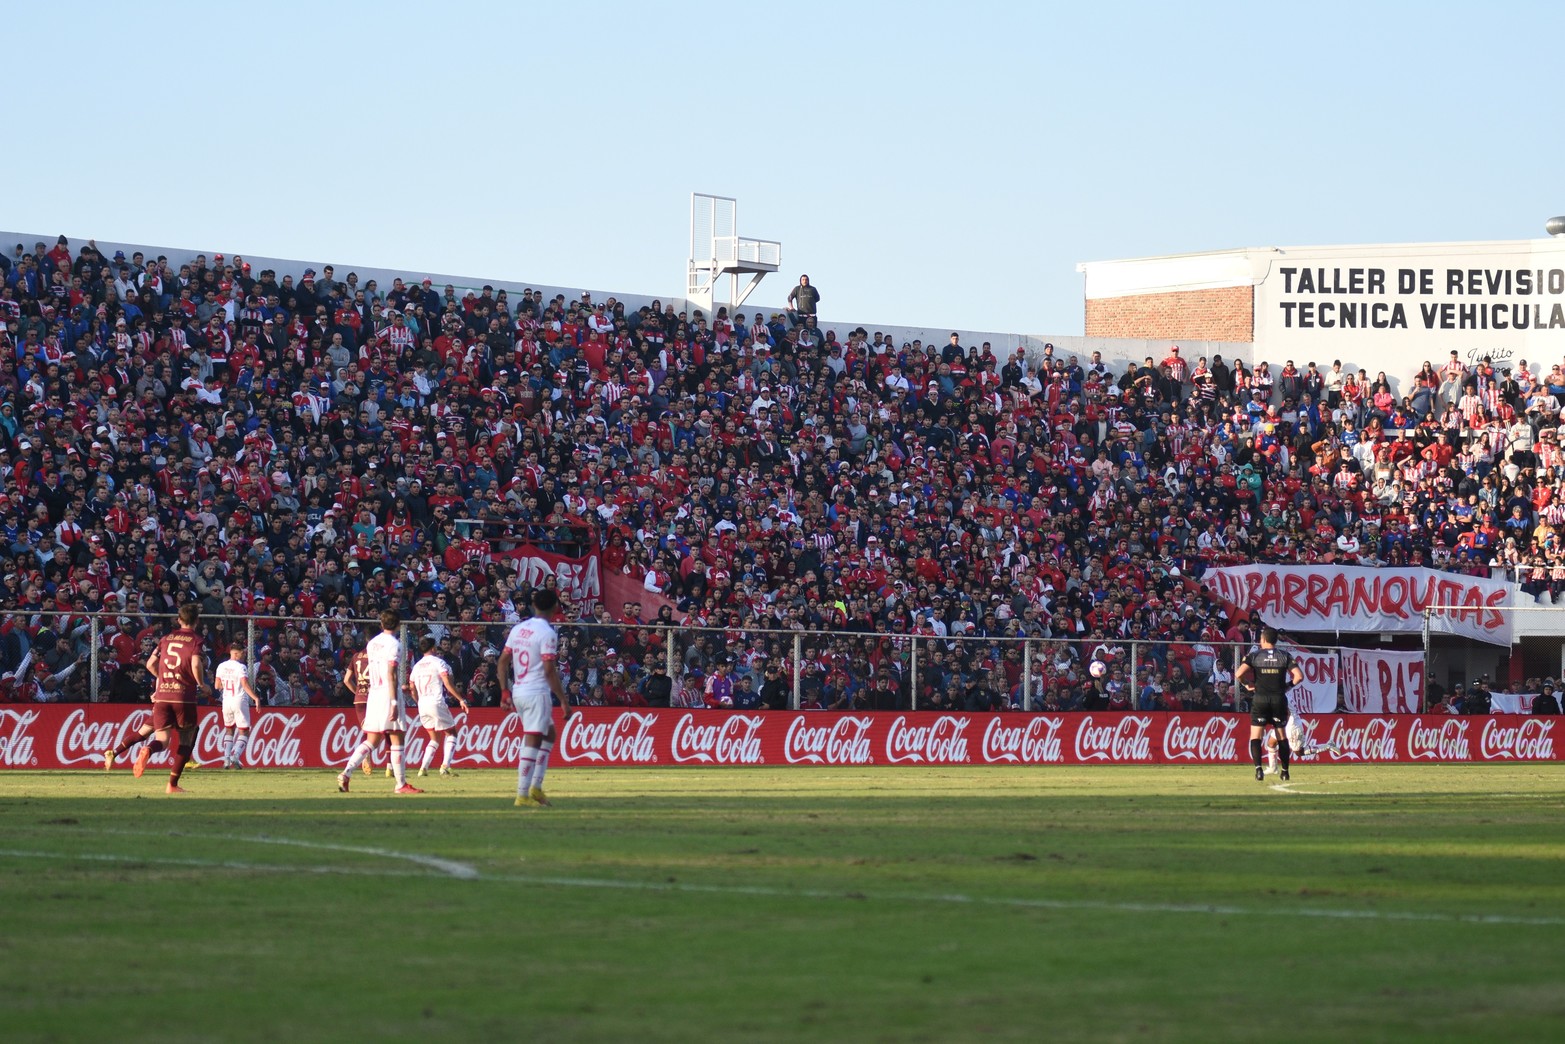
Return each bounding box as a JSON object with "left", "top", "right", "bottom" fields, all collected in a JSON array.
[
  {"left": 215, "top": 658, "right": 249, "bottom": 700},
  {"left": 504, "top": 617, "right": 558, "bottom": 697},
  {"left": 410, "top": 653, "right": 452, "bottom": 706},
  {"left": 366, "top": 631, "right": 400, "bottom": 702}
]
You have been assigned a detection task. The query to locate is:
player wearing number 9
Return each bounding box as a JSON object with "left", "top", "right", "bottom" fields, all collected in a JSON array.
[{"left": 499, "top": 589, "right": 571, "bottom": 807}]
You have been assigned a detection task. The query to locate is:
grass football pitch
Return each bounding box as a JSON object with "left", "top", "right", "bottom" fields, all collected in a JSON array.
[{"left": 3, "top": 764, "right": 1563, "bottom": 1042}]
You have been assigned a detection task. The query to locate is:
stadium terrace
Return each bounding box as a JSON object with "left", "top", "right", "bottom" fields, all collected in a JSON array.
[{"left": 2, "top": 230, "right": 1565, "bottom": 719}]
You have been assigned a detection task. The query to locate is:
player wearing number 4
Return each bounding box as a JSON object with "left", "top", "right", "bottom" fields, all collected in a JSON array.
[
  {"left": 498, "top": 589, "right": 571, "bottom": 807},
  {"left": 1235, "top": 626, "right": 1305, "bottom": 782},
  {"left": 412, "top": 637, "right": 468, "bottom": 777},
  {"left": 214, "top": 641, "right": 261, "bottom": 769},
  {"left": 335, "top": 610, "right": 422, "bottom": 795}
]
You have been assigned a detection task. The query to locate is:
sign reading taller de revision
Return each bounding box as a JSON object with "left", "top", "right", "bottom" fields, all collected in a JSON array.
[{"left": 1251, "top": 239, "right": 1565, "bottom": 378}]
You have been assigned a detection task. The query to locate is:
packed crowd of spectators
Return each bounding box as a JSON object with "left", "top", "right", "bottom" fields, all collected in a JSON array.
[{"left": 2, "top": 235, "right": 1563, "bottom": 712}]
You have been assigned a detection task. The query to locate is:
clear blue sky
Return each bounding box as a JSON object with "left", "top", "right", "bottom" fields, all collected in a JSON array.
[{"left": 8, "top": 1, "right": 1564, "bottom": 335}]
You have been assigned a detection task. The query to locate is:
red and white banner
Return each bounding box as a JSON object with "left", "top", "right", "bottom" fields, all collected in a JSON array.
[
  {"left": 1201, "top": 565, "right": 1513, "bottom": 646},
  {"left": 1282, "top": 644, "right": 1340, "bottom": 714},
  {"left": 2, "top": 706, "right": 1557, "bottom": 769},
  {"left": 1340, "top": 649, "right": 1425, "bottom": 714},
  {"left": 491, "top": 544, "right": 601, "bottom": 608},
  {"left": 1488, "top": 693, "right": 1536, "bottom": 714}
]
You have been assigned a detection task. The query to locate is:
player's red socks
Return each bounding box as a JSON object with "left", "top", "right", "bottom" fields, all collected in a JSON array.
[{"left": 166, "top": 731, "right": 185, "bottom": 785}]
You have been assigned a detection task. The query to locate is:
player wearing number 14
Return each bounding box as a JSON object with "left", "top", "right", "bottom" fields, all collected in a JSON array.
[
  {"left": 214, "top": 640, "right": 261, "bottom": 769},
  {"left": 498, "top": 589, "right": 571, "bottom": 807}
]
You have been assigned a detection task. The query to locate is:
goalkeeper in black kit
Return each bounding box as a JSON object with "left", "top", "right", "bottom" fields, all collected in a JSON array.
[{"left": 1235, "top": 627, "right": 1305, "bottom": 782}]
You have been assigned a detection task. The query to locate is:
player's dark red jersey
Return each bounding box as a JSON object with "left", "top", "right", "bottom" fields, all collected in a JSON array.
[
  {"left": 152, "top": 628, "right": 205, "bottom": 703},
  {"left": 349, "top": 651, "right": 370, "bottom": 705}
]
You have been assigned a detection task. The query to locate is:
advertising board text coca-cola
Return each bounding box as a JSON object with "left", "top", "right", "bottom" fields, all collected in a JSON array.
[{"left": 9, "top": 707, "right": 1562, "bottom": 769}]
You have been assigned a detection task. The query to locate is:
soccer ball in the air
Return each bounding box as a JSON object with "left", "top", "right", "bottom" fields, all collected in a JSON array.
[{"left": 1089, "top": 660, "right": 1107, "bottom": 679}]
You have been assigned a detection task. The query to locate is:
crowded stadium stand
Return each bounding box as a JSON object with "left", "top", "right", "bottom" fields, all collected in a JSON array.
[{"left": 2, "top": 230, "right": 1563, "bottom": 718}]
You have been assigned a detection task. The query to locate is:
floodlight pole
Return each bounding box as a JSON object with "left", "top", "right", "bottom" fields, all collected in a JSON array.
[
  {"left": 1420, "top": 609, "right": 1432, "bottom": 712},
  {"left": 1022, "top": 639, "right": 1034, "bottom": 712}
]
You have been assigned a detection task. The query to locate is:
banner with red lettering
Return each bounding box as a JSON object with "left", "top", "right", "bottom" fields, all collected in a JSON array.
[
  {"left": 490, "top": 544, "right": 601, "bottom": 608},
  {"left": 1200, "top": 565, "right": 1512, "bottom": 646},
  {"left": 1281, "top": 644, "right": 1340, "bottom": 713},
  {"left": 1340, "top": 649, "right": 1425, "bottom": 713},
  {"left": 2, "top": 706, "right": 1556, "bottom": 769}
]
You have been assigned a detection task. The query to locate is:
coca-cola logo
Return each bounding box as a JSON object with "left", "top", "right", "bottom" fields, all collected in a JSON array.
[
  {"left": 0, "top": 708, "right": 42, "bottom": 767},
  {"left": 886, "top": 715, "right": 970, "bottom": 764},
  {"left": 1480, "top": 718, "right": 1556, "bottom": 761},
  {"left": 1073, "top": 715, "right": 1153, "bottom": 762},
  {"left": 52, "top": 708, "right": 152, "bottom": 768},
  {"left": 784, "top": 715, "right": 874, "bottom": 765},
  {"left": 1326, "top": 717, "right": 1399, "bottom": 761},
  {"left": 1406, "top": 717, "right": 1471, "bottom": 761},
  {"left": 670, "top": 713, "right": 765, "bottom": 765},
  {"left": 980, "top": 716, "right": 1064, "bottom": 764},
  {"left": 1161, "top": 715, "right": 1238, "bottom": 762},
  {"left": 243, "top": 712, "right": 306, "bottom": 767},
  {"left": 319, "top": 712, "right": 366, "bottom": 764},
  {"left": 559, "top": 711, "right": 658, "bottom": 764},
  {"left": 451, "top": 712, "right": 529, "bottom": 766}
]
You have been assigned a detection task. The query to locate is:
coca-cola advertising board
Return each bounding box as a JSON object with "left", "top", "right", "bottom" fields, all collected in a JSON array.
[{"left": 4, "top": 707, "right": 1558, "bottom": 769}]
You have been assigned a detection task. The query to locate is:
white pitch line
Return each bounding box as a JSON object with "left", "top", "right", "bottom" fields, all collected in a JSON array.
[
  {"left": 0, "top": 848, "right": 432, "bottom": 879},
  {"left": 90, "top": 828, "right": 480, "bottom": 879},
  {"left": 5, "top": 845, "right": 1564, "bottom": 929}
]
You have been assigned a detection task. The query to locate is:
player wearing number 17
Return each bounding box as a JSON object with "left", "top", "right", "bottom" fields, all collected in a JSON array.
[
  {"left": 498, "top": 589, "right": 571, "bottom": 807},
  {"left": 412, "top": 637, "right": 469, "bottom": 778}
]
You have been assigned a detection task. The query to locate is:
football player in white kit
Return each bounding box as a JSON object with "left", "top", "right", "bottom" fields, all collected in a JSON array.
[
  {"left": 335, "top": 609, "right": 423, "bottom": 794},
  {"left": 1265, "top": 694, "right": 1344, "bottom": 774},
  {"left": 498, "top": 589, "right": 571, "bottom": 807},
  {"left": 410, "top": 636, "right": 469, "bottom": 778},
  {"left": 213, "top": 640, "right": 261, "bottom": 769}
]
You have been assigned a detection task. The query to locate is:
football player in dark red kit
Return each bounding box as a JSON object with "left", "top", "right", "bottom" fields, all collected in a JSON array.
[
  {"left": 133, "top": 603, "right": 207, "bottom": 794},
  {"left": 340, "top": 637, "right": 374, "bottom": 777}
]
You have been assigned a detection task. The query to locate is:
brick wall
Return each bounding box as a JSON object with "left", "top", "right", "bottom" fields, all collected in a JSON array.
[{"left": 1085, "top": 286, "right": 1254, "bottom": 342}]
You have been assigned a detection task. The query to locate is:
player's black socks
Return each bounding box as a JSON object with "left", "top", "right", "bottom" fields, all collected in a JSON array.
[
  {"left": 1278, "top": 738, "right": 1291, "bottom": 770},
  {"left": 1249, "top": 738, "right": 1263, "bottom": 767}
]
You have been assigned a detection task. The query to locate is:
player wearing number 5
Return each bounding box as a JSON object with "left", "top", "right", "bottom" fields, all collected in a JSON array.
[
  {"left": 132, "top": 603, "right": 206, "bottom": 794},
  {"left": 498, "top": 589, "right": 571, "bottom": 807},
  {"left": 411, "top": 637, "right": 469, "bottom": 778},
  {"left": 1235, "top": 626, "right": 1305, "bottom": 782},
  {"left": 214, "top": 640, "right": 261, "bottom": 769}
]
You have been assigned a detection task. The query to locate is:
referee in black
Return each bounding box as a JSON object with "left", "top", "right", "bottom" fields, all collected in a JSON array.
[{"left": 1235, "top": 626, "right": 1306, "bottom": 782}]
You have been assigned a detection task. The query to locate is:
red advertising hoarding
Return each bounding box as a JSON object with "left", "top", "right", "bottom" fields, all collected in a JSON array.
[{"left": 0, "top": 706, "right": 1557, "bottom": 770}]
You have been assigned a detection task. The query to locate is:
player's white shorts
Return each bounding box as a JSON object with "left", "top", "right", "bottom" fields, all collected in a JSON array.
[
  {"left": 221, "top": 696, "right": 253, "bottom": 729},
  {"left": 418, "top": 698, "right": 457, "bottom": 732},
  {"left": 511, "top": 688, "right": 553, "bottom": 734},
  {"left": 363, "top": 691, "right": 406, "bottom": 734}
]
